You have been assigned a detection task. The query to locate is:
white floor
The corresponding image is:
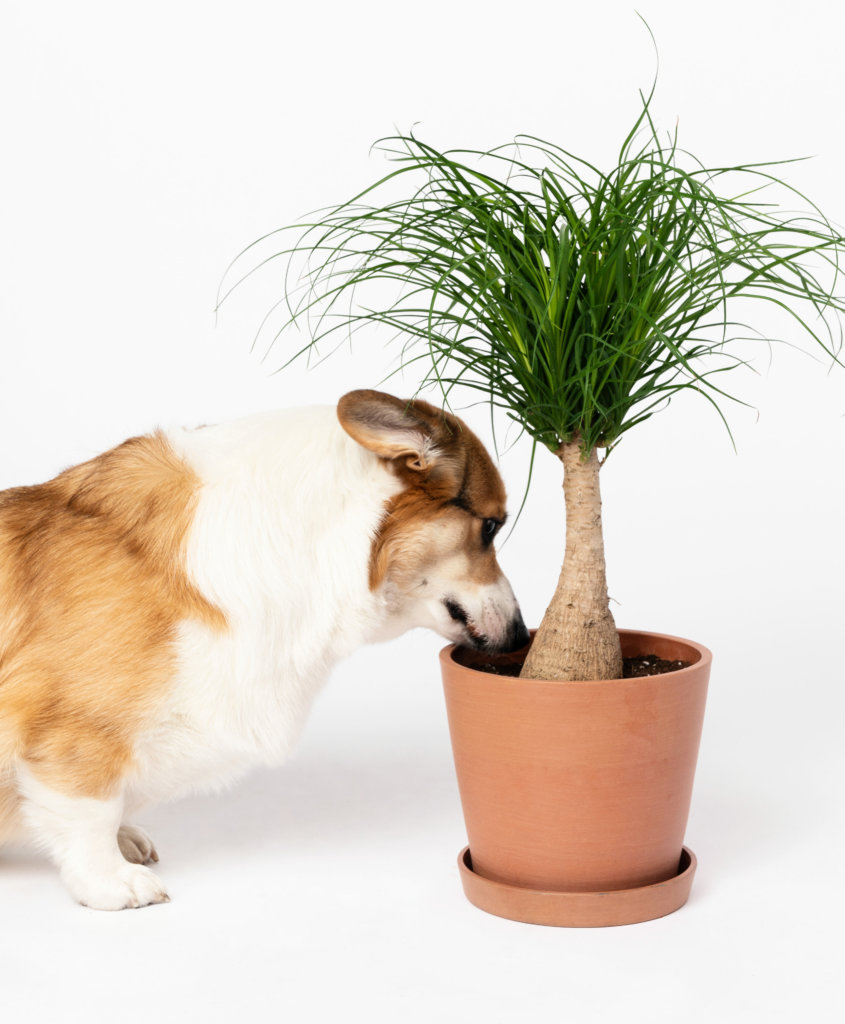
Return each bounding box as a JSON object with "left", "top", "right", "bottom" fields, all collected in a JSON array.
[{"left": 1, "top": 629, "right": 840, "bottom": 1024}]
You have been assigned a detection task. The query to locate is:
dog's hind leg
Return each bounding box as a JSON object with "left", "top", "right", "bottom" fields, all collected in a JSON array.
[
  {"left": 0, "top": 776, "right": 25, "bottom": 845},
  {"left": 117, "top": 823, "right": 159, "bottom": 865},
  {"left": 16, "top": 766, "right": 169, "bottom": 910}
]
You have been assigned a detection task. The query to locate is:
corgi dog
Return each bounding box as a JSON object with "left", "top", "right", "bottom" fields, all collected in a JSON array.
[{"left": 0, "top": 389, "right": 527, "bottom": 910}]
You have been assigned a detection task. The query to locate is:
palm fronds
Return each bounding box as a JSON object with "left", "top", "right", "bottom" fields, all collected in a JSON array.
[{"left": 221, "top": 94, "right": 845, "bottom": 456}]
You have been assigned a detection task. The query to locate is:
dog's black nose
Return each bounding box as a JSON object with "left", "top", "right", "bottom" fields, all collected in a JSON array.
[{"left": 503, "top": 609, "right": 530, "bottom": 653}]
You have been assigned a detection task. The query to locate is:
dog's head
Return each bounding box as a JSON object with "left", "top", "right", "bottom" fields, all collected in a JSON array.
[{"left": 338, "top": 389, "right": 529, "bottom": 654}]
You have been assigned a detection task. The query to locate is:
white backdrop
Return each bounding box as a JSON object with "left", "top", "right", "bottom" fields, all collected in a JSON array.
[{"left": 1, "top": 2, "right": 843, "bottom": 1022}]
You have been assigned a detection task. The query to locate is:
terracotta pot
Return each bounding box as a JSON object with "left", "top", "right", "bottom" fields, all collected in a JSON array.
[{"left": 439, "top": 629, "right": 711, "bottom": 927}]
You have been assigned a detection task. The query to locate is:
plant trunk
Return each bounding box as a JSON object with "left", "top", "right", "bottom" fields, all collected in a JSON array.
[{"left": 519, "top": 439, "right": 623, "bottom": 682}]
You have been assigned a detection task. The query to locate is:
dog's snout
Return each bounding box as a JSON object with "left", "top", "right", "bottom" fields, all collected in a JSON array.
[
  {"left": 443, "top": 591, "right": 529, "bottom": 655},
  {"left": 484, "top": 605, "right": 529, "bottom": 654}
]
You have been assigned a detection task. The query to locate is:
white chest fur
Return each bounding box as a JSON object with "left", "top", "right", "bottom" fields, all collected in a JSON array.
[{"left": 128, "top": 406, "right": 401, "bottom": 805}]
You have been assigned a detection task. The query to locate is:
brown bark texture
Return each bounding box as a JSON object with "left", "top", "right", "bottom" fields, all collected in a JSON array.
[{"left": 519, "top": 440, "right": 623, "bottom": 682}]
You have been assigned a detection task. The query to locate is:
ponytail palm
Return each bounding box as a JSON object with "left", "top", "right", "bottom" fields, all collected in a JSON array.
[{"left": 223, "top": 95, "right": 845, "bottom": 681}]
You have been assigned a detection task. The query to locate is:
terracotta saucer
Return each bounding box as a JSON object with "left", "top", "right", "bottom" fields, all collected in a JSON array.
[{"left": 457, "top": 846, "right": 697, "bottom": 928}]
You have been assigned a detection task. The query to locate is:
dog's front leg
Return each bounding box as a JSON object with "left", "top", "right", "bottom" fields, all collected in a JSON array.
[{"left": 17, "top": 766, "right": 169, "bottom": 910}]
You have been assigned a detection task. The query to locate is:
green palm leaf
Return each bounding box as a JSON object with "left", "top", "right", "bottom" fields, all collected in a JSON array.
[{"left": 223, "top": 96, "right": 844, "bottom": 460}]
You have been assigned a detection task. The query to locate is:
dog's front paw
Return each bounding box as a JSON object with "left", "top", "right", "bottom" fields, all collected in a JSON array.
[
  {"left": 64, "top": 863, "right": 170, "bottom": 911},
  {"left": 118, "top": 824, "right": 159, "bottom": 865}
]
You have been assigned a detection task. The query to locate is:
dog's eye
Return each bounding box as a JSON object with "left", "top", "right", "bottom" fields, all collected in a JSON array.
[{"left": 481, "top": 518, "right": 501, "bottom": 545}]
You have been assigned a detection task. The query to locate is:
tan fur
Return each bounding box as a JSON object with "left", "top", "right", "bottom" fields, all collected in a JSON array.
[
  {"left": 0, "top": 780, "right": 22, "bottom": 843},
  {"left": 0, "top": 432, "right": 224, "bottom": 806},
  {"left": 350, "top": 396, "right": 507, "bottom": 591}
]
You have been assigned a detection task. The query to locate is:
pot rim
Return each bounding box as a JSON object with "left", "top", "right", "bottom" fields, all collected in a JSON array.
[{"left": 440, "top": 627, "right": 712, "bottom": 686}]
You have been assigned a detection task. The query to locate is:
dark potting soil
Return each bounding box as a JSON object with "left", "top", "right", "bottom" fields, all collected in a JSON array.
[
  {"left": 622, "top": 655, "right": 690, "bottom": 678},
  {"left": 472, "top": 654, "right": 690, "bottom": 679}
]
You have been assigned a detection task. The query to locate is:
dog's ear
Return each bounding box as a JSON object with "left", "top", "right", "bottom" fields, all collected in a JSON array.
[{"left": 337, "top": 390, "right": 459, "bottom": 476}]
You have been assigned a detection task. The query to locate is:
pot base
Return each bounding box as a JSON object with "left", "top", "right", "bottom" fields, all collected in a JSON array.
[{"left": 457, "top": 846, "right": 697, "bottom": 928}]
